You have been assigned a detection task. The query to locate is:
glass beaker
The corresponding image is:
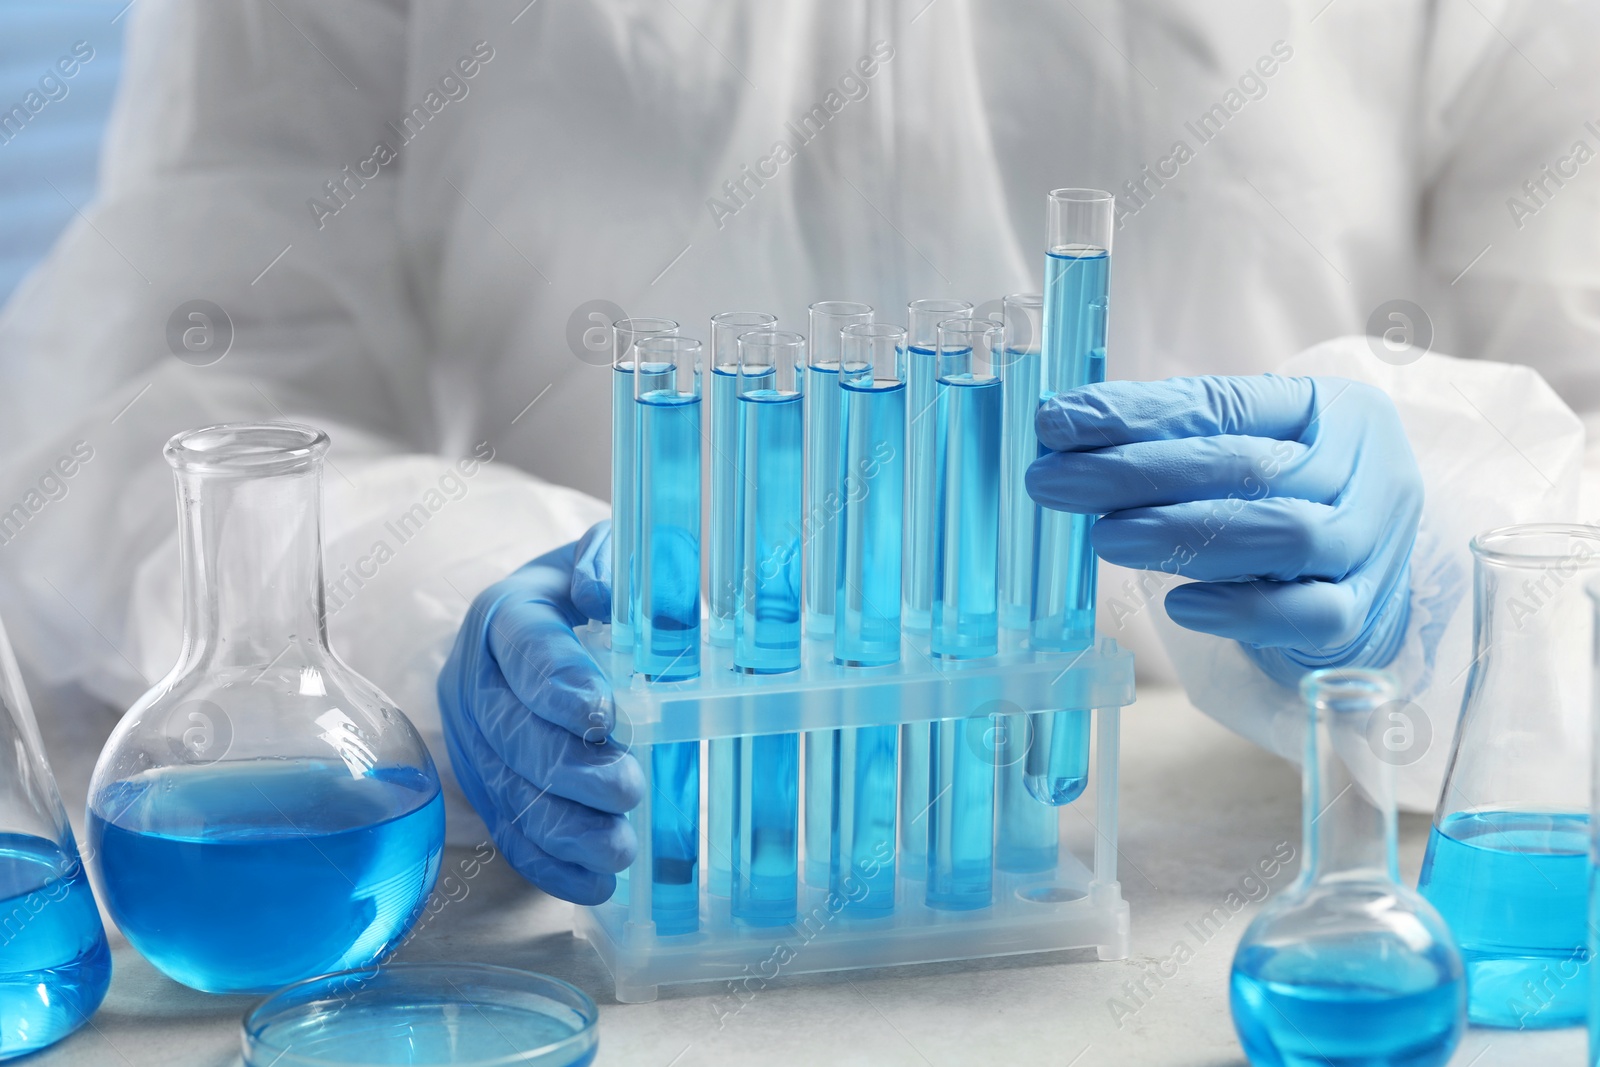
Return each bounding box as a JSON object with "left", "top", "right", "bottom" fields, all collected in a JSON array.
[
  {"left": 1231, "top": 669, "right": 1464, "bottom": 1067},
  {"left": 0, "top": 614, "right": 111, "bottom": 1059},
  {"left": 1418, "top": 523, "right": 1600, "bottom": 1029},
  {"left": 87, "top": 424, "right": 446, "bottom": 995}
]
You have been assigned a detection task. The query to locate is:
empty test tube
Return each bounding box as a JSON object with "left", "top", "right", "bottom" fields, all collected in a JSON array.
[
  {"left": 1027, "top": 189, "right": 1111, "bottom": 807},
  {"left": 632, "top": 335, "right": 702, "bottom": 934},
  {"left": 731, "top": 330, "right": 805, "bottom": 925},
  {"left": 828, "top": 323, "right": 906, "bottom": 915},
  {"left": 804, "top": 301, "right": 873, "bottom": 638},
  {"left": 610, "top": 316, "right": 678, "bottom": 653}
]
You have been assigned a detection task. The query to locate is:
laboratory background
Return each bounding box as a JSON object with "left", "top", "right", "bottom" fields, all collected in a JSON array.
[{"left": 0, "top": 1, "right": 1598, "bottom": 1065}]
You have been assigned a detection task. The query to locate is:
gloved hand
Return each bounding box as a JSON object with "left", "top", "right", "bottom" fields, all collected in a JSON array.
[
  {"left": 1027, "top": 375, "right": 1422, "bottom": 687},
  {"left": 438, "top": 520, "right": 642, "bottom": 904}
]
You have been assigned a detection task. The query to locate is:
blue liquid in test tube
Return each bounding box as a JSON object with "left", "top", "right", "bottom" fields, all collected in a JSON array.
[
  {"left": 610, "top": 317, "right": 677, "bottom": 654},
  {"left": 1029, "top": 190, "right": 1111, "bottom": 807},
  {"left": 632, "top": 335, "right": 702, "bottom": 935},
  {"left": 829, "top": 323, "right": 907, "bottom": 914},
  {"left": 926, "top": 318, "right": 1001, "bottom": 910},
  {"left": 731, "top": 331, "right": 805, "bottom": 925},
  {"left": 995, "top": 294, "right": 1058, "bottom": 870},
  {"left": 710, "top": 312, "right": 777, "bottom": 648},
  {"left": 804, "top": 301, "right": 872, "bottom": 638}
]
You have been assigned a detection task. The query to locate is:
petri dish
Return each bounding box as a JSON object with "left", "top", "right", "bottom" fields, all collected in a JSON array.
[{"left": 241, "top": 963, "right": 599, "bottom": 1067}]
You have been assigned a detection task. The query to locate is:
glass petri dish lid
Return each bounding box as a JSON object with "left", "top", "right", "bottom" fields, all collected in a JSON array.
[{"left": 241, "top": 963, "right": 599, "bottom": 1067}]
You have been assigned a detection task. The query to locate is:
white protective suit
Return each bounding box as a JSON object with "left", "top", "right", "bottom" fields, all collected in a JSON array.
[{"left": 0, "top": 0, "right": 1595, "bottom": 825}]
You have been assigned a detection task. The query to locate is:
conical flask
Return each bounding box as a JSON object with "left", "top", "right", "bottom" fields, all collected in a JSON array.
[
  {"left": 0, "top": 612, "right": 111, "bottom": 1059},
  {"left": 86, "top": 424, "right": 445, "bottom": 994},
  {"left": 1230, "top": 669, "right": 1464, "bottom": 1066},
  {"left": 1418, "top": 523, "right": 1600, "bottom": 1029}
]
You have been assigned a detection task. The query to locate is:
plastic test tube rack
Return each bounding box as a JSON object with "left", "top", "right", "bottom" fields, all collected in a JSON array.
[{"left": 573, "top": 627, "right": 1134, "bottom": 1003}]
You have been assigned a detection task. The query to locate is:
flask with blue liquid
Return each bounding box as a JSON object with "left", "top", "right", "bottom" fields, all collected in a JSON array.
[
  {"left": 0, "top": 611, "right": 111, "bottom": 1059},
  {"left": 1230, "top": 669, "right": 1465, "bottom": 1067},
  {"left": 87, "top": 423, "right": 445, "bottom": 995}
]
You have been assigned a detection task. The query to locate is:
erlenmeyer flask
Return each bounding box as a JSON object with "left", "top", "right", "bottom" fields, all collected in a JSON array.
[
  {"left": 1230, "top": 669, "right": 1464, "bottom": 1067},
  {"left": 87, "top": 424, "right": 445, "bottom": 995},
  {"left": 1418, "top": 523, "right": 1600, "bottom": 1029},
  {"left": 0, "top": 613, "right": 111, "bottom": 1059}
]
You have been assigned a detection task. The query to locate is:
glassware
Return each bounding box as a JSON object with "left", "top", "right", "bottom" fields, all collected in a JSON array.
[
  {"left": 610, "top": 316, "right": 680, "bottom": 653},
  {"left": 243, "top": 963, "right": 598, "bottom": 1067},
  {"left": 708, "top": 311, "right": 778, "bottom": 648},
  {"left": 1419, "top": 523, "right": 1600, "bottom": 1028},
  {"left": 0, "top": 614, "right": 111, "bottom": 1059},
  {"left": 1231, "top": 669, "right": 1465, "bottom": 1067},
  {"left": 87, "top": 423, "right": 445, "bottom": 994}
]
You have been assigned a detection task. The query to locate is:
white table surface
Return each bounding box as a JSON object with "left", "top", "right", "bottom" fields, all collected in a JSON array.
[{"left": 34, "top": 685, "right": 1583, "bottom": 1066}]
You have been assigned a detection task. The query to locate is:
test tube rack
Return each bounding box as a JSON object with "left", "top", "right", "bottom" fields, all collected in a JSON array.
[{"left": 573, "top": 627, "right": 1135, "bottom": 1004}]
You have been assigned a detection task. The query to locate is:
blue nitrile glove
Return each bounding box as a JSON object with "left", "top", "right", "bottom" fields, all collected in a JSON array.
[
  {"left": 438, "top": 520, "right": 642, "bottom": 904},
  {"left": 1026, "top": 375, "right": 1422, "bottom": 687}
]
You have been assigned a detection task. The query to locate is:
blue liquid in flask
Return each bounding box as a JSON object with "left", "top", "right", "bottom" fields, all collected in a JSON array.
[
  {"left": 932, "top": 373, "right": 1001, "bottom": 660},
  {"left": 709, "top": 364, "right": 741, "bottom": 647},
  {"left": 611, "top": 361, "right": 638, "bottom": 652},
  {"left": 998, "top": 344, "right": 1040, "bottom": 632},
  {"left": 90, "top": 758, "right": 444, "bottom": 994},
  {"left": 903, "top": 342, "right": 938, "bottom": 635},
  {"left": 803, "top": 360, "right": 841, "bottom": 637},
  {"left": 734, "top": 389, "right": 803, "bottom": 674},
  {"left": 1417, "top": 810, "right": 1588, "bottom": 1028},
  {"left": 0, "top": 834, "right": 110, "bottom": 1061},
  {"left": 835, "top": 376, "right": 905, "bottom": 668},
  {"left": 633, "top": 387, "right": 701, "bottom": 682},
  {"left": 1231, "top": 940, "right": 1464, "bottom": 1067}
]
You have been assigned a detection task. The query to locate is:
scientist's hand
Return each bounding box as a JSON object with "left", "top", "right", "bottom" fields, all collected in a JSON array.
[
  {"left": 1027, "top": 375, "right": 1421, "bottom": 687},
  {"left": 438, "top": 520, "right": 642, "bottom": 904}
]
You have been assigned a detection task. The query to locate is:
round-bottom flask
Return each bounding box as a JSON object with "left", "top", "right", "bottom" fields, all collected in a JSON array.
[
  {"left": 1230, "top": 670, "right": 1465, "bottom": 1067},
  {"left": 87, "top": 424, "right": 444, "bottom": 995}
]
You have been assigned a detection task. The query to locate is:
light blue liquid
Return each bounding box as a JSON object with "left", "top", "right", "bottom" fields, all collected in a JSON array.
[
  {"left": 999, "top": 346, "right": 1040, "bottom": 631},
  {"left": 1032, "top": 248, "right": 1108, "bottom": 653},
  {"left": 0, "top": 834, "right": 110, "bottom": 1061},
  {"left": 633, "top": 388, "right": 701, "bottom": 682},
  {"left": 996, "top": 713, "right": 1058, "bottom": 873},
  {"left": 1231, "top": 941, "right": 1464, "bottom": 1067},
  {"left": 707, "top": 738, "right": 733, "bottom": 896},
  {"left": 926, "top": 717, "right": 994, "bottom": 909},
  {"left": 1417, "top": 810, "right": 1588, "bottom": 1028},
  {"left": 735, "top": 390, "right": 803, "bottom": 675},
  {"left": 1025, "top": 708, "right": 1091, "bottom": 807},
  {"left": 804, "top": 362, "right": 841, "bottom": 637},
  {"left": 731, "top": 733, "right": 799, "bottom": 926},
  {"left": 709, "top": 366, "right": 741, "bottom": 646},
  {"left": 90, "top": 758, "right": 444, "bottom": 994},
  {"left": 803, "top": 731, "right": 834, "bottom": 888},
  {"left": 832, "top": 723, "right": 897, "bottom": 915},
  {"left": 933, "top": 374, "right": 1001, "bottom": 660},
  {"left": 903, "top": 344, "right": 938, "bottom": 633},
  {"left": 899, "top": 723, "right": 930, "bottom": 879},
  {"left": 651, "top": 741, "right": 699, "bottom": 935},
  {"left": 835, "top": 378, "right": 905, "bottom": 667},
  {"left": 611, "top": 363, "right": 637, "bottom": 651}
]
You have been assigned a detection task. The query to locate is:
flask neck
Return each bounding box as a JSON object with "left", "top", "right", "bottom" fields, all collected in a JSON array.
[
  {"left": 176, "top": 464, "right": 329, "bottom": 667},
  {"left": 1302, "top": 690, "right": 1398, "bottom": 885}
]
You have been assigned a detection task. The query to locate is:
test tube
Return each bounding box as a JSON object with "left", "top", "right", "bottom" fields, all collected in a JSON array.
[
  {"left": 827, "top": 323, "right": 906, "bottom": 915},
  {"left": 996, "top": 294, "right": 1059, "bottom": 870},
  {"left": 1031, "top": 189, "right": 1111, "bottom": 652},
  {"left": 610, "top": 316, "right": 678, "bottom": 653},
  {"left": 710, "top": 312, "right": 778, "bottom": 648},
  {"left": 632, "top": 335, "right": 702, "bottom": 935},
  {"left": 904, "top": 299, "right": 973, "bottom": 634},
  {"left": 731, "top": 330, "right": 804, "bottom": 925},
  {"left": 926, "top": 317, "right": 1001, "bottom": 910},
  {"left": 899, "top": 300, "right": 971, "bottom": 883},
  {"left": 804, "top": 301, "right": 873, "bottom": 637},
  {"left": 1026, "top": 190, "right": 1111, "bottom": 807},
  {"left": 708, "top": 315, "right": 776, "bottom": 898}
]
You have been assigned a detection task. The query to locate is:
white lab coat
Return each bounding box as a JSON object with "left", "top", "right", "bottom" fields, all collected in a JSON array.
[{"left": 0, "top": 0, "right": 1594, "bottom": 823}]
